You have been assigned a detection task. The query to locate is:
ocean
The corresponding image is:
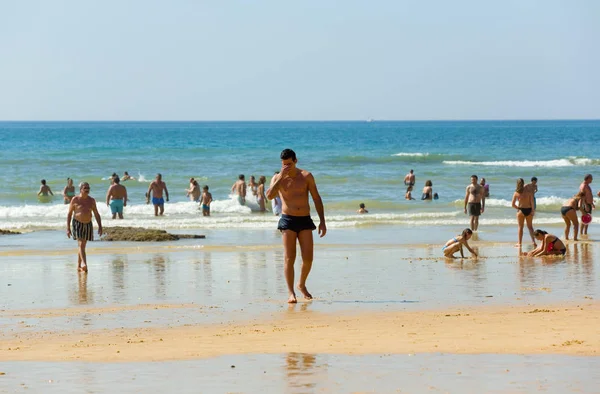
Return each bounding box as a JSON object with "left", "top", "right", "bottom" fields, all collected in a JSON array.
[{"left": 1, "top": 120, "right": 599, "bottom": 231}]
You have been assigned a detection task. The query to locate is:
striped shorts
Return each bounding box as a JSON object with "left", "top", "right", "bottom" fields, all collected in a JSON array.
[{"left": 72, "top": 218, "right": 94, "bottom": 241}]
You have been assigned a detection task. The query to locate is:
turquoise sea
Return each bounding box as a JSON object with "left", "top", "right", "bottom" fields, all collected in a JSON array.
[{"left": 1, "top": 120, "right": 599, "bottom": 231}]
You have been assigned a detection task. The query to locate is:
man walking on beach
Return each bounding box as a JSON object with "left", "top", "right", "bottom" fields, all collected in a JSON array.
[
  {"left": 146, "top": 174, "right": 169, "bottom": 216},
  {"left": 106, "top": 176, "right": 128, "bottom": 219},
  {"left": 67, "top": 182, "right": 103, "bottom": 272},
  {"left": 464, "top": 175, "right": 485, "bottom": 231},
  {"left": 267, "top": 149, "right": 326, "bottom": 304},
  {"left": 231, "top": 174, "right": 247, "bottom": 206},
  {"left": 404, "top": 169, "right": 415, "bottom": 186},
  {"left": 580, "top": 174, "right": 594, "bottom": 235}
]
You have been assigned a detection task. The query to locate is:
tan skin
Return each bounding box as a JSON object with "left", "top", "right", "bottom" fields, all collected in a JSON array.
[
  {"left": 562, "top": 195, "right": 582, "bottom": 241},
  {"left": 106, "top": 182, "right": 128, "bottom": 219},
  {"left": 512, "top": 187, "right": 536, "bottom": 247},
  {"left": 464, "top": 177, "right": 485, "bottom": 231},
  {"left": 187, "top": 180, "right": 200, "bottom": 202},
  {"left": 405, "top": 186, "right": 415, "bottom": 200},
  {"left": 266, "top": 158, "right": 326, "bottom": 304},
  {"left": 422, "top": 184, "right": 432, "bottom": 201},
  {"left": 443, "top": 232, "right": 477, "bottom": 259},
  {"left": 201, "top": 189, "right": 213, "bottom": 216},
  {"left": 38, "top": 183, "right": 53, "bottom": 197},
  {"left": 248, "top": 176, "right": 258, "bottom": 197},
  {"left": 579, "top": 177, "right": 594, "bottom": 235},
  {"left": 63, "top": 179, "right": 75, "bottom": 204},
  {"left": 146, "top": 175, "right": 169, "bottom": 216},
  {"left": 257, "top": 177, "right": 266, "bottom": 212},
  {"left": 527, "top": 233, "right": 565, "bottom": 257},
  {"left": 231, "top": 179, "right": 247, "bottom": 205},
  {"left": 66, "top": 184, "right": 103, "bottom": 272}
]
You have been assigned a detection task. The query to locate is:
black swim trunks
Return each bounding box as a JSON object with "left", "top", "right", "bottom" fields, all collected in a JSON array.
[
  {"left": 518, "top": 208, "right": 532, "bottom": 217},
  {"left": 277, "top": 214, "right": 317, "bottom": 233},
  {"left": 560, "top": 206, "right": 574, "bottom": 216},
  {"left": 582, "top": 202, "right": 593, "bottom": 214},
  {"left": 72, "top": 218, "right": 94, "bottom": 241},
  {"left": 467, "top": 202, "right": 481, "bottom": 216}
]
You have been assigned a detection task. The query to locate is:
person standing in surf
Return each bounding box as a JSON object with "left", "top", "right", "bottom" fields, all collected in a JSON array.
[
  {"left": 267, "top": 149, "right": 326, "bottom": 304},
  {"left": 146, "top": 173, "right": 169, "bottom": 216},
  {"left": 464, "top": 175, "right": 485, "bottom": 231},
  {"left": 512, "top": 178, "right": 536, "bottom": 247},
  {"left": 67, "top": 182, "right": 103, "bottom": 272},
  {"left": 404, "top": 169, "right": 415, "bottom": 187},
  {"left": 579, "top": 174, "right": 594, "bottom": 236},
  {"left": 63, "top": 178, "right": 75, "bottom": 204}
]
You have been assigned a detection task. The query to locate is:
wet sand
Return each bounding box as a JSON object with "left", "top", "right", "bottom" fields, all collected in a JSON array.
[
  {"left": 1, "top": 226, "right": 599, "bottom": 390},
  {"left": 1, "top": 354, "right": 598, "bottom": 393}
]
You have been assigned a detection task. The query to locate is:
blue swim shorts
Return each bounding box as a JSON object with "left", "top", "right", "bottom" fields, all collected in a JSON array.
[
  {"left": 110, "top": 199, "right": 124, "bottom": 214},
  {"left": 152, "top": 197, "right": 165, "bottom": 206}
]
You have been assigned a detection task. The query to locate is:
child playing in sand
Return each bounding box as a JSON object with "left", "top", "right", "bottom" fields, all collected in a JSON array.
[
  {"left": 442, "top": 228, "right": 477, "bottom": 258},
  {"left": 201, "top": 185, "right": 213, "bottom": 216},
  {"left": 357, "top": 203, "right": 368, "bottom": 214},
  {"left": 524, "top": 229, "right": 566, "bottom": 257}
]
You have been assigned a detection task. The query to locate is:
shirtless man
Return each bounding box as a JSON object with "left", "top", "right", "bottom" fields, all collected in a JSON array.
[
  {"left": 67, "top": 182, "right": 103, "bottom": 272},
  {"left": 579, "top": 174, "right": 594, "bottom": 235},
  {"left": 186, "top": 178, "right": 200, "bottom": 202},
  {"left": 524, "top": 177, "right": 538, "bottom": 210},
  {"left": 404, "top": 170, "right": 415, "bottom": 187},
  {"left": 146, "top": 173, "right": 169, "bottom": 216},
  {"left": 106, "top": 176, "right": 128, "bottom": 219},
  {"left": 464, "top": 175, "right": 485, "bottom": 231},
  {"left": 266, "top": 149, "right": 326, "bottom": 304},
  {"left": 231, "top": 174, "right": 247, "bottom": 206},
  {"left": 37, "top": 179, "right": 54, "bottom": 197}
]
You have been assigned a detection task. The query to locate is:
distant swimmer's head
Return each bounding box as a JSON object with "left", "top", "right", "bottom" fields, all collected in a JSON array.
[
  {"left": 461, "top": 228, "right": 473, "bottom": 239},
  {"left": 41, "top": 179, "right": 46, "bottom": 185},
  {"left": 249, "top": 175, "right": 256, "bottom": 182},
  {"left": 203, "top": 185, "right": 209, "bottom": 191},
  {"left": 425, "top": 180, "right": 432, "bottom": 187},
  {"left": 480, "top": 178, "right": 486, "bottom": 185},
  {"left": 259, "top": 176, "right": 266, "bottom": 184},
  {"left": 531, "top": 176, "right": 538, "bottom": 184},
  {"left": 67, "top": 178, "right": 73, "bottom": 186},
  {"left": 238, "top": 174, "right": 245, "bottom": 181},
  {"left": 584, "top": 174, "right": 593, "bottom": 183},
  {"left": 533, "top": 229, "right": 548, "bottom": 240},
  {"left": 359, "top": 203, "right": 365, "bottom": 209},
  {"left": 516, "top": 178, "right": 525, "bottom": 193},
  {"left": 410, "top": 169, "right": 414, "bottom": 174},
  {"left": 470, "top": 175, "right": 478, "bottom": 184},
  {"left": 124, "top": 171, "right": 129, "bottom": 176},
  {"left": 113, "top": 177, "right": 120, "bottom": 184},
  {"left": 79, "top": 182, "right": 90, "bottom": 193},
  {"left": 156, "top": 173, "right": 162, "bottom": 181},
  {"left": 274, "top": 171, "right": 280, "bottom": 175},
  {"left": 280, "top": 149, "right": 298, "bottom": 168}
]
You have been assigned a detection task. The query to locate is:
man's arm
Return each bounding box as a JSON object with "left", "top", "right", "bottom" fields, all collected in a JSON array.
[
  {"left": 464, "top": 188, "right": 469, "bottom": 213},
  {"left": 106, "top": 185, "right": 112, "bottom": 206},
  {"left": 48, "top": 187, "right": 54, "bottom": 196},
  {"left": 481, "top": 187, "right": 485, "bottom": 213},
  {"left": 164, "top": 183, "right": 169, "bottom": 201},
  {"left": 242, "top": 183, "right": 246, "bottom": 198},
  {"left": 37, "top": 186, "right": 43, "bottom": 196},
  {"left": 146, "top": 183, "right": 153, "bottom": 203},
  {"left": 266, "top": 175, "right": 282, "bottom": 200},
  {"left": 307, "top": 173, "right": 326, "bottom": 237},
  {"left": 91, "top": 200, "right": 103, "bottom": 236},
  {"left": 124, "top": 187, "right": 128, "bottom": 207},
  {"left": 66, "top": 200, "right": 74, "bottom": 238}
]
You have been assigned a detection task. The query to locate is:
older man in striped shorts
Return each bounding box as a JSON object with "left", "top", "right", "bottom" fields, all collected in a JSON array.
[{"left": 67, "top": 182, "right": 103, "bottom": 272}]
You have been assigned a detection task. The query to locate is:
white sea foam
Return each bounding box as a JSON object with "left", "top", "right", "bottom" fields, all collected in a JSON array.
[
  {"left": 392, "top": 152, "right": 429, "bottom": 157},
  {"left": 454, "top": 196, "right": 570, "bottom": 208},
  {"left": 443, "top": 158, "right": 599, "bottom": 167}
]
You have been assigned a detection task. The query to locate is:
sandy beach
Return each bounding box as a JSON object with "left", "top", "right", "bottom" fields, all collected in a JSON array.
[{"left": 1, "top": 302, "right": 598, "bottom": 362}]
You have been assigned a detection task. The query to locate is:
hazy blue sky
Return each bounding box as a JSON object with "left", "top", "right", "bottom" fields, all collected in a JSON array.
[{"left": 1, "top": 1, "right": 598, "bottom": 120}]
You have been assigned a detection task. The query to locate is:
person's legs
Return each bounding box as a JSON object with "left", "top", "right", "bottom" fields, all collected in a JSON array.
[
  {"left": 444, "top": 243, "right": 461, "bottom": 258},
  {"left": 516, "top": 212, "right": 525, "bottom": 246},
  {"left": 562, "top": 215, "right": 571, "bottom": 240},
  {"left": 525, "top": 214, "right": 536, "bottom": 246},
  {"left": 296, "top": 229, "right": 314, "bottom": 300},
  {"left": 566, "top": 210, "right": 579, "bottom": 241},
  {"left": 153, "top": 204, "right": 159, "bottom": 216},
  {"left": 78, "top": 239, "right": 88, "bottom": 271},
  {"left": 470, "top": 215, "right": 476, "bottom": 231},
  {"left": 282, "top": 230, "right": 298, "bottom": 303},
  {"left": 473, "top": 215, "right": 479, "bottom": 231},
  {"left": 159, "top": 203, "right": 164, "bottom": 216}
]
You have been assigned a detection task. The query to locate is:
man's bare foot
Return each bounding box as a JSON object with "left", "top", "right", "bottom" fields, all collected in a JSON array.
[
  {"left": 79, "top": 264, "right": 88, "bottom": 273},
  {"left": 297, "top": 285, "right": 313, "bottom": 300},
  {"left": 288, "top": 294, "right": 297, "bottom": 304},
  {"left": 515, "top": 243, "right": 522, "bottom": 247}
]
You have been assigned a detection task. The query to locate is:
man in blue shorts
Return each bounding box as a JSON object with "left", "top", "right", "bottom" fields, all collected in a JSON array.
[
  {"left": 106, "top": 176, "right": 127, "bottom": 219},
  {"left": 146, "top": 173, "right": 169, "bottom": 216}
]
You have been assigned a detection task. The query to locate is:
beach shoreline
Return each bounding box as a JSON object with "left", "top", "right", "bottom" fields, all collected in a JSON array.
[{"left": 1, "top": 302, "right": 597, "bottom": 362}]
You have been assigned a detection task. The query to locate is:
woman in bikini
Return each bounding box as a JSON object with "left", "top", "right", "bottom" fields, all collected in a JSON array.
[
  {"left": 442, "top": 228, "right": 478, "bottom": 258},
  {"left": 526, "top": 230, "right": 566, "bottom": 257},
  {"left": 511, "top": 178, "right": 536, "bottom": 247},
  {"left": 561, "top": 191, "right": 584, "bottom": 241},
  {"left": 63, "top": 178, "right": 75, "bottom": 204},
  {"left": 421, "top": 180, "right": 433, "bottom": 201}
]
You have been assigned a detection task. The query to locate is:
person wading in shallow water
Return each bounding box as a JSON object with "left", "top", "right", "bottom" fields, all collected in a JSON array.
[
  {"left": 67, "top": 182, "right": 103, "bottom": 272},
  {"left": 267, "top": 149, "right": 326, "bottom": 304}
]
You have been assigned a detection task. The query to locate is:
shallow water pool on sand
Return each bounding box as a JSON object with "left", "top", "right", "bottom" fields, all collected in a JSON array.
[{"left": 0, "top": 353, "right": 598, "bottom": 393}]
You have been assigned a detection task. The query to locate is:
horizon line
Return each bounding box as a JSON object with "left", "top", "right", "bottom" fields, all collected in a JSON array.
[{"left": 0, "top": 118, "right": 599, "bottom": 123}]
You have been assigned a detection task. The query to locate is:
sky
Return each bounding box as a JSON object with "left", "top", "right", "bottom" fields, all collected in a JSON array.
[{"left": 0, "top": 0, "right": 599, "bottom": 121}]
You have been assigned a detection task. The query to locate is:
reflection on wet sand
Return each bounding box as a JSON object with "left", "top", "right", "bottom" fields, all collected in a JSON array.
[
  {"left": 148, "top": 254, "right": 167, "bottom": 299},
  {"left": 77, "top": 272, "right": 91, "bottom": 305},
  {"left": 111, "top": 255, "right": 127, "bottom": 301},
  {"left": 285, "top": 353, "right": 327, "bottom": 393}
]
